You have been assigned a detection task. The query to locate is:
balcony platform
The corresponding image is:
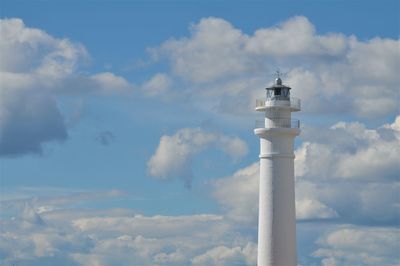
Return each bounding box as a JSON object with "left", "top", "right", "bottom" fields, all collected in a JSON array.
[
  {"left": 254, "top": 120, "right": 300, "bottom": 137},
  {"left": 255, "top": 97, "right": 301, "bottom": 112}
]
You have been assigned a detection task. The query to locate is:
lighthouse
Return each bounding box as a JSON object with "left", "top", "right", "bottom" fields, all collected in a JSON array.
[{"left": 254, "top": 75, "right": 301, "bottom": 266}]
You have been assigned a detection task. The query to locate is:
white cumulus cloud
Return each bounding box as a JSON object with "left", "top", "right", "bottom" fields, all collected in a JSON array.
[
  {"left": 213, "top": 162, "right": 259, "bottom": 224},
  {"left": 297, "top": 117, "right": 400, "bottom": 182},
  {"left": 296, "top": 199, "right": 338, "bottom": 220},
  {"left": 313, "top": 226, "right": 400, "bottom": 266},
  {"left": 141, "top": 73, "right": 173, "bottom": 96},
  {"left": 147, "top": 127, "right": 248, "bottom": 187},
  {"left": 192, "top": 243, "right": 257, "bottom": 266}
]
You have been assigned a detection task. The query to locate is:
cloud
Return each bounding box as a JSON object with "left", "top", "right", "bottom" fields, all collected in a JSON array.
[
  {"left": 192, "top": 243, "right": 257, "bottom": 266},
  {"left": 313, "top": 226, "right": 400, "bottom": 266},
  {"left": 141, "top": 73, "right": 172, "bottom": 97},
  {"left": 0, "top": 204, "right": 93, "bottom": 266},
  {"left": 0, "top": 188, "right": 125, "bottom": 219},
  {"left": 296, "top": 199, "right": 338, "bottom": 220},
  {"left": 72, "top": 214, "right": 224, "bottom": 238},
  {"left": 296, "top": 180, "right": 400, "bottom": 226},
  {"left": 147, "top": 127, "right": 248, "bottom": 187},
  {"left": 0, "top": 86, "right": 68, "bottom": 156},
  {"left": 297, "top": 117, "right": 400, "bottom": 182},
  {"left": 0, "top": 18, "right": 86, "bottom": 76},
  {"left": 213, "top": 162, "right": 259, "bottom": 224},
  {"left": 245, "top": 16, "right": 348, "bottom": 57},
  {"left": 0, "top": 18, "right": 132, "bottom": 156},
  {"left": 89, "top": 72, "right": 131, "bottom": 93},
  {"left": 151, "top": 16, "right": 399, "bottom": 117},
  {"left": 156, "top": 17, "right": 250, "bottom": 83}
]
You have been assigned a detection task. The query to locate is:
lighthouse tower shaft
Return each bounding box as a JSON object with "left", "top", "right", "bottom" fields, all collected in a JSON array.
[{"left": 254, "top": 78, "right": 300, "bottom": 266}]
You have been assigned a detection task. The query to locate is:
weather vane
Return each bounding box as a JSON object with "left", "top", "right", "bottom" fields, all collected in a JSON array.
[{"left": 273, "top": 68, "right": 287, "bottom": 80}]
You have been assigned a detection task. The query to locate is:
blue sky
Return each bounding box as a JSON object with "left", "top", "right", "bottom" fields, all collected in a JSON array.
[{"left": 1, "top": 1, "right": 399, "bottom": 265}]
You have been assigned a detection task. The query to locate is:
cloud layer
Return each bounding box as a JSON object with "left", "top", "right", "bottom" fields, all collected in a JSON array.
[
  {"left": 152, "top": 16, "right": 399, "bottom": 117},
  {"left": 0, "top": 189, "right": 257, "bottom": 266}
]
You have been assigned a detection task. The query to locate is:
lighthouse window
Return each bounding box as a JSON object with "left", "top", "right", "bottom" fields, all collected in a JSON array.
[
  {"left": 274, "top": 88, "right": 281, "bottom": 96},
  {"left": 267, "top": 90, "right": 273, "bottom": 98},
  {"left": 282, "top": 88, "right": 290, "bottom": 97}
]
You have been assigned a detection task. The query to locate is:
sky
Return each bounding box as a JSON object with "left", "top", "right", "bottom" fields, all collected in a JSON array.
[{"left": 0, "top": 0, "right": 399, "bottom": 265}]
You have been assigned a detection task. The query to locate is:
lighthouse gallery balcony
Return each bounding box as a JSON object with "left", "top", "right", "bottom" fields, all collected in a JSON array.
[
  {"left": 255, "top": 97, "right": 301, "bottom": 112},
  {"left": 255, "top": 118, "right": 300, "bottom": 129}
]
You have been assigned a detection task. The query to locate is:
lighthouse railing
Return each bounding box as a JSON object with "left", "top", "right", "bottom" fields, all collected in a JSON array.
[
  {"left": 255, "top": 118, "right": 300, "bottom": 129},
  {"left": 255, "top": 97, "right": 301, "bottom": 110},
  {"left": 289, "top": 97, "right": 301, "bottom": 110},
  {"left": 256, "top": 98, "right": 265, "bottom": 108}
]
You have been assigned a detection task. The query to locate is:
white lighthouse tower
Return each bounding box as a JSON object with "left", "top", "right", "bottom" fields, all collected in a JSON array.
[{"left": 254, "top": 75, "right": 301, "bottom": 266}]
